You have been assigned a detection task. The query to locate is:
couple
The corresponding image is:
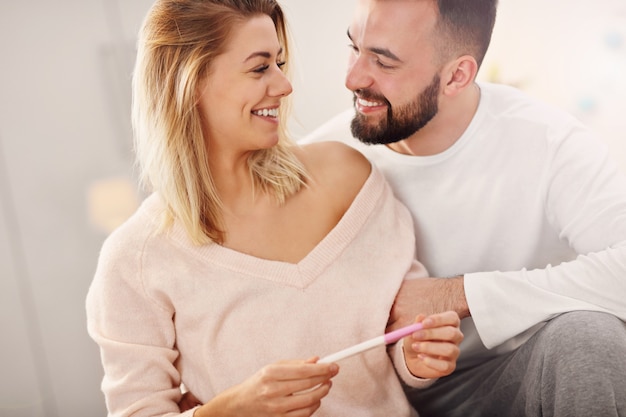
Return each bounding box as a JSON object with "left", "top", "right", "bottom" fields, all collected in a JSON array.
[{"left": 87, "top": 0, "right": 626, "bottom": 416}]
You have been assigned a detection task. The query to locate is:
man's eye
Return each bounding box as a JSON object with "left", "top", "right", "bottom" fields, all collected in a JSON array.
[
  {"left": 376, "top": 60, "right": 394, "bottom": 69},
  {"left": 348, "top": 44, "right": 359, "bottom": 54}
]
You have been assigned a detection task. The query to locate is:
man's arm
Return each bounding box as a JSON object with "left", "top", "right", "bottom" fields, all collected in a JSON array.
[{"left": 387, "top": 276, "right": 470, "bottom": 332}]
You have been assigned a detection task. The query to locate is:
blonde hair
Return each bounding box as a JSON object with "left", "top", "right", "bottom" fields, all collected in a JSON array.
[{"left": 132, "top": 0, "right": 307, "bottom": 245}]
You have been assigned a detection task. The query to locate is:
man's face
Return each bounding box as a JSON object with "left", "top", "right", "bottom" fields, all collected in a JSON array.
[
  {"left": 350, "top": 73, "right": 440, "bottom": 145},
  {"left": 346, "top": 0, "right": 442, "bottom": 145}
]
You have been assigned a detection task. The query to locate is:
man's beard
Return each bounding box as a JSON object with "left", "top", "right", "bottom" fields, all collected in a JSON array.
[{"left": 350, "top": 74, "right": 440, "bottom": 145}]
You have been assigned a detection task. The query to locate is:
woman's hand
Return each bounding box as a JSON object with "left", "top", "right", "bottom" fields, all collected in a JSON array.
[
  {"left": 402, "top": 311, "right": 463, "bottom": 379},
  {"left": 193, "top": 357, "right": 338, "bottom": 417}
]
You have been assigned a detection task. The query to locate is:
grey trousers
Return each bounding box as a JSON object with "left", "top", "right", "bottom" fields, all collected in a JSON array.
[{"left": 407, "top": 311, "right": 626, "bottom": 417}]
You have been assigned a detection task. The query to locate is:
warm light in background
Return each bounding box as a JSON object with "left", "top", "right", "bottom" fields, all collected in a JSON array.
[
  {"left": 478, "top": 0, "right": 626, "bottom": 164},
  {"left": 87, "top": 177, "right": 139, "bottom": 234}
]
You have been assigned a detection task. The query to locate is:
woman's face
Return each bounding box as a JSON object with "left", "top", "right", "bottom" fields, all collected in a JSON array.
[{"left": 197, "top": 14, "right": 292, "bottom": 155}]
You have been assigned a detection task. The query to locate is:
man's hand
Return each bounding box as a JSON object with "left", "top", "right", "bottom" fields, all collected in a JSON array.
[{"left": 388, "top": 276, "right": 470, "bottom": 332}]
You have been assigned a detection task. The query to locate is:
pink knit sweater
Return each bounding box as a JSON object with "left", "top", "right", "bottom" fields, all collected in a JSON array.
[{"left": 87, "top": 166, "right": 429, "bottom": 416}]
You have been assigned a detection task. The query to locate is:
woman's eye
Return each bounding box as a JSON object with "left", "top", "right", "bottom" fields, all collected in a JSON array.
[
  {"left": 253, "top": 65, "right": 270, "bottom": 73},
  {"left": 348, "top": 44, "right": 359, "bottom": 54},
  {"left": 253, "top": 61, "right": 285, "bottom": 73}
]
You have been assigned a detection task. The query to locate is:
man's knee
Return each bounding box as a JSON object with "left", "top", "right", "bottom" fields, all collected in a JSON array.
[
  {"left": 532, "top": 311, "right": 626, "bottom": 386},
  {"left": 529, "top": 311, "right": 626, "bottom": 416},
  {"left": 539, "top": 311, "right": 626, "bottom": 356}
]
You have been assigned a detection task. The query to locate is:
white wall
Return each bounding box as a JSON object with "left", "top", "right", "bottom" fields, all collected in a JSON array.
[
  {"left": 281, "top": 0, "right": 357, "bottom": 138},
  {"left": 481, "top": 0, "right": 626, "bottom": 167},
  {"left": 0, "top": 2, "right": 153, "bottom": 416},
  {"left": 0, "top": 1, "right": 624, "bottom": 416}
]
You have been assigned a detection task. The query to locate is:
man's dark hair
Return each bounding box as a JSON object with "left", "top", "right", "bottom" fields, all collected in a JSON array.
[{"left": 435, "top": 0, "right": 498, "bottom": 68}]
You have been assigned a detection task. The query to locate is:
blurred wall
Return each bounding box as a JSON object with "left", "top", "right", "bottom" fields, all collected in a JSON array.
[
  {"left": 480, "top": 0, "right": 626, "bottom": 166},
  {"left": 0, "top": 2, "right": 154, "bottom": 416},
  {"left": 0, "top": 1, "right": 624, "bottom": 416}
]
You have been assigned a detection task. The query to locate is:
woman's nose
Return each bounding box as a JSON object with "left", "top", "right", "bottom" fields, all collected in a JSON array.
[{"left": 270, "top": 67, "right": 293, "bottom": 97}]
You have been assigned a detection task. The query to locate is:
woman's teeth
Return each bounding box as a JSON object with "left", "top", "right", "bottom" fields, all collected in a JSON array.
[{"left": 253, "top": 108, "right": 278, "bottom": 117}]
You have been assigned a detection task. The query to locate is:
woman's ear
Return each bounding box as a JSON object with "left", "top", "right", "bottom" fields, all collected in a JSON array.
[{"left": 442, "top": 55, "right": 478, "bottom": 97}]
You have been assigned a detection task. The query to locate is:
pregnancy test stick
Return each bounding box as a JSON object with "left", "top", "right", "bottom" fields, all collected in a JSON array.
[{"left": 318, "top": 322, "right": 424, "bottom": 364}]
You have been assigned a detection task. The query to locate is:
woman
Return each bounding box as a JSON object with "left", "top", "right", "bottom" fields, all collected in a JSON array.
[{"left": 86, "top": 1, "right": 463, "bottom": 416}]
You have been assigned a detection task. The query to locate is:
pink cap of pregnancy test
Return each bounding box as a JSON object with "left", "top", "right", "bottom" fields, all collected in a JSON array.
[{"left": 383, "top": 322, "right": 424, "bottom": 344}]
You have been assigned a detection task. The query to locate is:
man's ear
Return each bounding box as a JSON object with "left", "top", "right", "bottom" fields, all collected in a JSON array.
[{"left": 441, "top": 55, "right": 478, "bottom": 97}]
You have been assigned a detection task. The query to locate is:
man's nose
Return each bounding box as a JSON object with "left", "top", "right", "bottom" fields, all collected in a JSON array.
[{"left": 345, "top": 55, "right": 373, "bottom": 92}]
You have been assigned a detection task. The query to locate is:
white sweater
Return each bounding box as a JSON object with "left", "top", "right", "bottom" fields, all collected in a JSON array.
[
  {"left": 303, "top": 82, "right": 626, "bottom": 368},
  {"left": 86, "top": 166, "right": 429, "bottom": 417}
]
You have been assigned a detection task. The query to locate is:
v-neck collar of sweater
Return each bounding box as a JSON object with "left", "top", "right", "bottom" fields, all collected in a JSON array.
[{"left": 164, "top": 166, "right": 385, "bottom": 288}]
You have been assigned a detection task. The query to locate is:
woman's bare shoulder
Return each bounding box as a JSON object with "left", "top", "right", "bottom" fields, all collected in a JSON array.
[
  {"left": 296, "top": 141, "right": 371, "bottom": 181},
  {"left": 293, "top": 140, "right": 372, "bottom": 203}
]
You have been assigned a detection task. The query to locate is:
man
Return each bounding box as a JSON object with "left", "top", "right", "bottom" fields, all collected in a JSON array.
[{"left": 303, "top": 0, "right": 626, "bottom": 416}]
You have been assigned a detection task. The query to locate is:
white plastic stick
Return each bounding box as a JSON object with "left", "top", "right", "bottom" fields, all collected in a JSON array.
[{"left": 318, "top": 322, "right": 423, "bottom": 363}]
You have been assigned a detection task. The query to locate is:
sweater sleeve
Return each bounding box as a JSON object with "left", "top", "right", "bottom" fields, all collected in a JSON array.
[
  {"left": 390, "top": 342, "right": 435, "bottom": 389},
  {"left": 465, "top": 123, "right": 626, "bottom": 348},
  {"left": 86, "top": 231, "right": 194, "bottom": 417},
  {"left": 389, "top": 260, "right": 435, "bottom": 388}
]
